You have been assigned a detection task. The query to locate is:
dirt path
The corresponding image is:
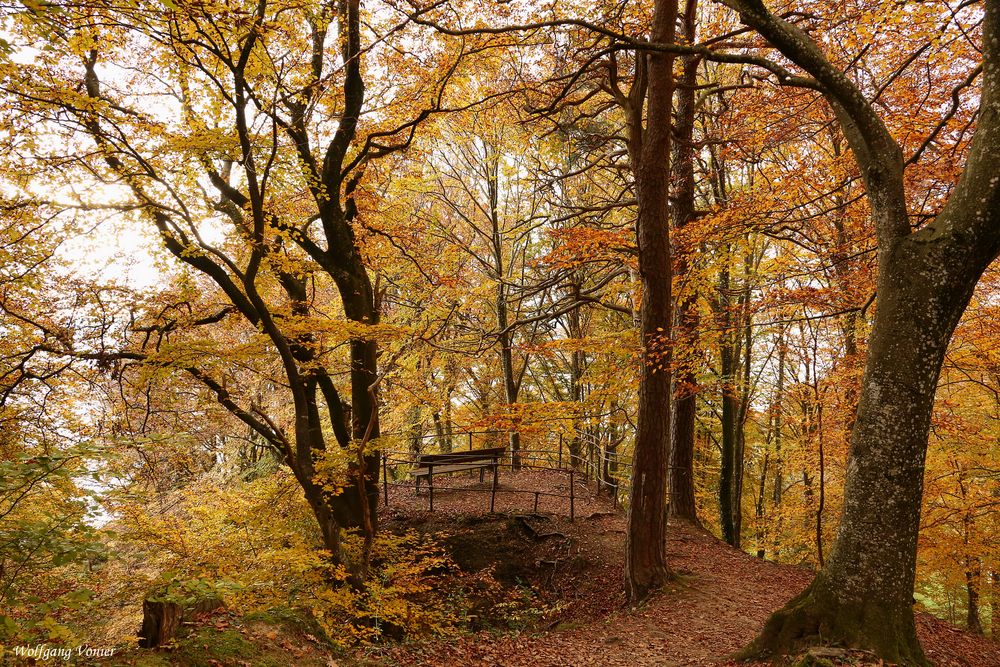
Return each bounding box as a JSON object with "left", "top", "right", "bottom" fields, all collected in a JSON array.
[{"left": 365, "top": 471, "right": 1000, "bottom": 666}]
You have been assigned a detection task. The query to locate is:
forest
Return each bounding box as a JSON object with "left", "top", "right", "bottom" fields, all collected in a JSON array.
[{"left": 1, "top": 0, "right": 999, "bottom": 665}]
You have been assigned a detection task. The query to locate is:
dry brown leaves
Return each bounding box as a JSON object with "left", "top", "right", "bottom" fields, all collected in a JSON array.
[{"left": 365, "top": 470, "right": 999, "bottom": 667}]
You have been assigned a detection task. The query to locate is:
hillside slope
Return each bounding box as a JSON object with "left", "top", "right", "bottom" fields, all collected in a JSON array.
[{"left": 364, "top": 471, "right": 1000, "bottom": 666}]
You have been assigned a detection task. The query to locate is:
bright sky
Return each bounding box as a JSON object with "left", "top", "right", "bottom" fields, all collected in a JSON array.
[{"left": 61, "top": 219, "right": 167, "bottom": 291}]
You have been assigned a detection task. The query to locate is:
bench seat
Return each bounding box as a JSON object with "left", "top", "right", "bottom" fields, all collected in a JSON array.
[
  {"left": 411, "top": 461, "right": 495, "bottom": 477},
  {"left": 407, "top": 446, "right": 506, "bottom": 511}
]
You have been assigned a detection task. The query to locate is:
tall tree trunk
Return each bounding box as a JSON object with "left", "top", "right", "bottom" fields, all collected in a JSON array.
[
  {"left": 569, "top": 275, "right": 586, "bottom": 470},
  {"left": 770, "top": 324, "right": 787, "bottom": 558},
  {"left": 668, "top": 0, "right": 701, "bottom": 527},
  {"left": 731, "top": 250, "right": 755, "bottom": 549},
  {"left": 815, "top": 402, "right": 825, "bottom": 567},
  {"left": 718, "top": 256, "right": 738, "bottom": 545},
  {"left": 624, "top": 0, "right": 678, "bottom": 604},
  {"left": 736, "top": 1, "right": 1000, "bottom": 662},
  {"left": 958, "top": 472, "right": 985, "bottom": 635},
  {"left": 338, "top": 280, "right": 381, "bottom": 534},
  {"left": 487, "top": 148, "right": 522, "bottom": 469}
]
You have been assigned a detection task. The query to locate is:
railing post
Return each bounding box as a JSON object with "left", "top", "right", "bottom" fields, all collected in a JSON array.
[
  {"left": 382, "top": 452, "right": 389, "bottom": 506},
  {"left": 429, "top": 464, "right": 434, "bottom": 512},
  {"left": 569, "top": 469, "right": 575, "bottom": 521},
  {"left": 469, "top": 432, "right": 473, "bottom": 451},
  {"left": 490, "top": 458, "right": 499, "bottom": 513},
  {"left": 533, "top": 491, "right": 539, "bottom": 513}
]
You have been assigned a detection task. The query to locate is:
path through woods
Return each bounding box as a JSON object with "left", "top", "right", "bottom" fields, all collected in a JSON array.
[{"left": 364, "top": 472, "right": 1000, "bottom": 666}]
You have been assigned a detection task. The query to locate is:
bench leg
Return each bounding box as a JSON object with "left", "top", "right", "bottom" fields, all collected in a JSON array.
[{"left": 490, "top": 464, "right": 498, "bottom": 513}]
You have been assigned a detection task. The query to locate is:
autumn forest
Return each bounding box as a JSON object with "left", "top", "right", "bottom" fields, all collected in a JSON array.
[{"left": 1, "top": 0, "right": 999, "bottom": 665}]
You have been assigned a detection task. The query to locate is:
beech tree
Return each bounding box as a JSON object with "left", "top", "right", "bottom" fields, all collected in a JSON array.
[
  {"left": 720, "top": 0, "right": 1000, "bottom": 662},
  {"left": 2, "top": 0, "right": 467, "bottom": 571},
  {"left": 618, "top": 0, "right": 678, "bottom": 603},
  {"left": 667, "top": 0, "right": 702, "bottom": 528}
]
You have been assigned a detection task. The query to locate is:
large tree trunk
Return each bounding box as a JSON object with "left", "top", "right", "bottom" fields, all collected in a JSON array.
[
  {"left": 624, "top": 0, "right": 678, "bottom": 604},
  {"left": 746, "top": 244, "right": 979, "bottom": 662},
  {"left": 731, "top": 0, "right": 1000, "bottom": 662},
  {"left": 335, "top": 274, "right": 381, "bottom": 535},
  {"left": 718, "top": 257, "right": 739, "bottom": 545},
  {"left": 569, "top": 275, "right": 587, "bottom": 471},
  {"left": 732, "top": 253, "right": 754, "bottom": 549},
  {"left": 767, "top": 324, "right": 787, "bottom": 558}
]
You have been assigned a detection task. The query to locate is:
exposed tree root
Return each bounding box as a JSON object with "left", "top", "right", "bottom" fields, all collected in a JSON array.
[{"left": 737, "top": 575, "right": 930, "bottom": 666}]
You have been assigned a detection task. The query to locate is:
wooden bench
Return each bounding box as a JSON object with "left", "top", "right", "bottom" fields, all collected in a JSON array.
[{"left": 410, "top": 446, "right": 506, "bottom": 511}]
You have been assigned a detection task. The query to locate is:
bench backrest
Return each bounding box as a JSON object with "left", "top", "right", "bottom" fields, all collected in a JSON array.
[{"left": 415, "top": 446, "right": 506, "bottom": 467}]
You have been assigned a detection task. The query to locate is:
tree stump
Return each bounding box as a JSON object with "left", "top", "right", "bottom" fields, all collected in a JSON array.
[
  {"left": 138, "top": 599, "right": 182, "bottom": 648},
  {"left": 138, "top": 595, "right": 223, "bottom": 648}
]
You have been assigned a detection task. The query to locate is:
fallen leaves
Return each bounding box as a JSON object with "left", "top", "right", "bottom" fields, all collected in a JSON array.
[{"left": 367, "top": 470, "right": 1000, "bottom": 666}]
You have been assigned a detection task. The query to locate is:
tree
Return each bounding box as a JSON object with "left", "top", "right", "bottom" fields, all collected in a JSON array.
[
  {"left": 622, "top": 0, "right": 678, "bottom": 603},
  {"left": 667, "top": 0, "right": 702, "bottom": 528},
  {"left": 420, "top": 109, "right": 551, "bottom": 467},
  {"left": 723, "top": 0, "right": 1000, "bottom": 662},
  {"left": 2, "top": 0, "right": 466, "bottom": 572}
]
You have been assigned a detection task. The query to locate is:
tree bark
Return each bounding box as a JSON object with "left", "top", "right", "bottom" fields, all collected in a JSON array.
[
  {"left": 966, "top": 560, "right": 984, "bottom": 635},
  {"left": 624, "top": 0, "right": 678, "bottom": 604},
  {"left": 718, "top": 256, "right": 738, "bottom": 545},
  {"left": 667, "top": 0, "right": 702, "bottom": 528},
  {"left": 731, "top": 0, "right": 1000, "bottom": 662},
  {"left": 569, "top": 275, "right": 587, "bottom": 471},
  {"left": 770, "top": 324, "right": 787, "bottom": 558}
]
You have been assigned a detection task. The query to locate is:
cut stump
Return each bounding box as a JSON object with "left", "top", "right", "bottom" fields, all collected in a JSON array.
[
  {"left": 138, "top": 599, "right": 181, "bottom": 648},
  {"left": 138, "top": 595, "right": 224, "bottom": 648}
]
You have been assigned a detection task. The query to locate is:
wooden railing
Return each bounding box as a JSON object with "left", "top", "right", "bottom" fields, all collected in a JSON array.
[{"left": 380, "top": 429, "right": 633, "bottom": 519}]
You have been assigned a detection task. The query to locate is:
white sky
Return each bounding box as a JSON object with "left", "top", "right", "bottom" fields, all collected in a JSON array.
[{"left": 61, "top": 219, "right": 167, "bottom": 291}]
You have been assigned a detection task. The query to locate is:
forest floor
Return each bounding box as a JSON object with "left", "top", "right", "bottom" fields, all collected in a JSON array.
[
  {"left": 355, "top": 469, "right": 1000, "bottom": 667},
  {"left": 97, "top": 470, "right": 1000, "bottom": 667}
]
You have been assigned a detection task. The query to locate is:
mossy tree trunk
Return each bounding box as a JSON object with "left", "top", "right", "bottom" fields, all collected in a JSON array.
[{"left": 724, "top": 0, "right": 1000, "bottom": 663}]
